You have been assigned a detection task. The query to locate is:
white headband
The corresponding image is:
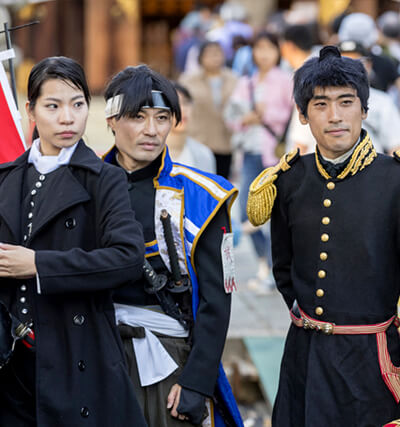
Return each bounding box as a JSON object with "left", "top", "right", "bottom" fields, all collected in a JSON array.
[
  {"left": 105, "top": 94, "right": 124, "bottom": 118},
  {"left": 105, "top": 91, "right": 171, "bottom": 119}
]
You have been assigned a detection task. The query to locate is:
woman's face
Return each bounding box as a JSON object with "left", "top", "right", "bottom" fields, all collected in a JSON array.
[
  {"left": 253, "top": 38, "right": 279, "bottom": 72},
  {"left": 26, "top": 78, "right": 89, "bottom": 156},
  {"left": 201, "top": 44, "right": 225, "bottom": 73}
]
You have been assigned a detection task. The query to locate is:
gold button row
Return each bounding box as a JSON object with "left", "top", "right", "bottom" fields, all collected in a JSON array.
[{"left": 317, "top": 189, "right": 332, "bottom": 315}]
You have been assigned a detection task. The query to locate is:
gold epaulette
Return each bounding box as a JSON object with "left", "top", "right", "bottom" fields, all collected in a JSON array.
[
  {"left": 246, "top": 149, "right": 299, "bottom": 226},
  {"left": 394, "top": 150, "right": 400, "bottom": 162}
]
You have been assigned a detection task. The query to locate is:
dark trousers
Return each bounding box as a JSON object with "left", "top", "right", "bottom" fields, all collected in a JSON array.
[
  {"left": 119, "top": 324, "right": 196, "bottom": 427},
  {"left": 214, "top": 153, "right": 232, "bottom": 180},
  {"left": 0, "top": 343, "right": 36, "bottom": 427}
]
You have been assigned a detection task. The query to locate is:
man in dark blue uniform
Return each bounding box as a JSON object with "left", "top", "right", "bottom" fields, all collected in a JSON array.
[{"left": 247, "top": 46, "right": 400, "bottom": 426}]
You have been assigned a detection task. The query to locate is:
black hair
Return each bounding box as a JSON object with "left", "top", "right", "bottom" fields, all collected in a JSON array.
[
  {"left": 104, "top": 64, "right": 181, "bottom": 124},
  {"left": 28, "top": 56, "right": 90, "bottom": 141},
  {"left": 198, "top": 41, "right": 224, "bottom": 66},
  {"left": 283, "top": 24, "right": 314, "bottom": 52},
  {"left": 172, "top": 82, "right": 193, "bottom": 103},
  {"left": 252, "top": 31, "right": 281, "bottom": 65},
  {"left": 293, "top": 45, "right": 369, "bottom": 117},
  {"left": 28, "top": 56, "right": 90, "bottom": 109}
]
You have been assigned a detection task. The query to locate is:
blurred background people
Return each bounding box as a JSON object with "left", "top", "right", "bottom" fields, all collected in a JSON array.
[
  {"left": 179, "top": 41, "right": 237, "bottom": 179},
  {"left": 167, "top": 82, "right": 216, "bottom": 174},
  {"left": 338, "top": 12, "right": 400, "bottom": 93},
  {"left": 224, "top": 31, "right": 293, "bottom": 292},
  {"left": 339, "top": 40, "right": 400, "bottom": 154}
]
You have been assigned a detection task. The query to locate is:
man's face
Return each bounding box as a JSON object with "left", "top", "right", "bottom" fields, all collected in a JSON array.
[
  {"left": 107, "top": 108, "right": 172, "bottom": 171},
  {"left": 299, "top": 86, "right": 367, "bottom": 159}
]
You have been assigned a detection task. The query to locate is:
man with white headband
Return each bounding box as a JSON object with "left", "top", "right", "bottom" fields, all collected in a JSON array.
[{"left": 103, "top": 65, "right": 242, "bottom": 427}]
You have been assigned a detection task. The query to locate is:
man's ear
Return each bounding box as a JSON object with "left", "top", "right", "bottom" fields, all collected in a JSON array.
[
  {"left": 106, "top": 117, "right": 115, "bottom": 132},
  {"left": 361, "top": 108, "right": 368, "bottom": 120},
  {"left": 297, "top": 105, "right": 308, "bottom": 125}
]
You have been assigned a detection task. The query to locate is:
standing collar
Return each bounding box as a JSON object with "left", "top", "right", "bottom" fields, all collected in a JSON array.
[{"left": 315, "top": 130, "right": 377, "bottom": 180}]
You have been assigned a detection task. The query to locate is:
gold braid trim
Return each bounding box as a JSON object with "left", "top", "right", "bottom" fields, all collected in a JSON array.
[
  {"left": 315, "top": 133, "right": 376, "bottom": 180},
  {"left": 246, "top": 149, "right": 298, "bottom": 226}
]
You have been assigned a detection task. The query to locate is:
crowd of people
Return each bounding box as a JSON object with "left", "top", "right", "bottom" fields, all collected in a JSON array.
[{"left": 2, "top": 1, "right": 400, "bottom": 426}]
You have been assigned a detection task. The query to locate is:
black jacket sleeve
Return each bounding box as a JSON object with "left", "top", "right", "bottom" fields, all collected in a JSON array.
[
  {"left": 178, "top": 205, "right": 231, "bottom": 396},
  {"left": 271, "top": 180, "right": 295, "bottom": 309}
]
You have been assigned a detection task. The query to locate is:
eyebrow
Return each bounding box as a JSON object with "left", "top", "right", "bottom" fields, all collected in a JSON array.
[
  {"left": 44, "top": 95, "right": 85, "bottom": 102},
  {"left": 312, "top": 93, "right": 356, "bottom": 101}
]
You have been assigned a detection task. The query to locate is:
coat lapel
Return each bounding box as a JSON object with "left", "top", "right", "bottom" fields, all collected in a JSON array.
[{"left": 29, "top": 166, "right": 91, "bottom": 242}]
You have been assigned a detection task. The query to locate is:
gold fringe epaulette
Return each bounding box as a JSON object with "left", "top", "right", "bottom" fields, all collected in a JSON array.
[
  {"left": 246, "top": 149, "right": 299, "bottom": 226},
  {"left": 393, "top": 150, "right": 400, "bottom": 162}
]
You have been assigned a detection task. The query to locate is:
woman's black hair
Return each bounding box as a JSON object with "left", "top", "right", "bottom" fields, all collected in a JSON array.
[
  {"left": 293, "top": 46, "right": 369, "bottom": 117},
  {"left": 172, "top": 81, "right": 193, "bottom": 103},
  {"left": 252, "top": 31, "right": 281, "bottom": 66},
  {"left": 104, "top": 64, "right": 181, "bottom": 125},
  {"left": 28, "top": 56, "right": 90, "bottom": 140},
  {"left": 28, "top": 56, "right": 90, "bottom": 108},
  {"left": 197, "top": 41, "right": 224, "bottom": 66}
]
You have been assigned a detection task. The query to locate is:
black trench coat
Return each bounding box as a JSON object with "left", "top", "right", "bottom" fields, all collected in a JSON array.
[{"left": 0, "top": 141, "right": 147, "bottom": 427}]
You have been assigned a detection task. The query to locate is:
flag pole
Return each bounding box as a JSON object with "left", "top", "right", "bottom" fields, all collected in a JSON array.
[
  {"left": 0, "top": 21, "right": 40, "bottom": 109},
  {"left": 3, "top": 22, "right": 17, "bottom": 108}
]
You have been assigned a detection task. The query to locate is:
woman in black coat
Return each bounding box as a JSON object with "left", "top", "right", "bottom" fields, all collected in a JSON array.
[{"left": 0, "top": 57, "right": 147, "bottom": 426}]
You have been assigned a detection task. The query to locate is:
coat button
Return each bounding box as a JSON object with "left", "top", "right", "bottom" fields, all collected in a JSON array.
[
  {"left": 323, "top": 199, "right": 331, "bottom": 207},
  {"left": 321, "top": 233, "right": 329, "bottom": 242},
  {"left": 80, "top": 407, "right": 89, "bottom": 418},
  {"left": 318, "top": 270, "right": 326, "bottom": 279},
  {"left": 20, "top": 285, "right": 27, "bottom": 292},
  {"left": 65, "top": 218, "right": 76, "bottom": 229},
  {"left": 316, "top": 289, "right": 325, "bottom": 297},
  {"left": 321, "top": 217, "right": 330, "bottom": 225},
  {"left": 73, "top": 314, "right": 85, "bottom": 326},
  {"left": 327, "top": 182, "right": 335, "bottom": 190},
  {"left": 78, "top": 360, "right": 86, "bottom": 371},
  {"left": 315, "top": 307, "right": 324, "bottom": 316},
  {"left": 320, "top": 252, "right": 328, "bottom": 261}
]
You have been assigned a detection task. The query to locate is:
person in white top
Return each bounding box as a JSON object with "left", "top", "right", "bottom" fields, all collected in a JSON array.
[{"left": 166, "top": 82, "right": 216, "bottom": 174}]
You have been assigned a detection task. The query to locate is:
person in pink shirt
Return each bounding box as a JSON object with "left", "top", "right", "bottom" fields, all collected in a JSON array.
[{"left": 225, "top": 31, "right": 293, "bottom": 291}]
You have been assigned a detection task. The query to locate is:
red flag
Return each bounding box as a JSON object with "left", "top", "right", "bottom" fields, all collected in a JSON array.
[{"left": 0, "top": 49, "right": 26, "bottom": 163}]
